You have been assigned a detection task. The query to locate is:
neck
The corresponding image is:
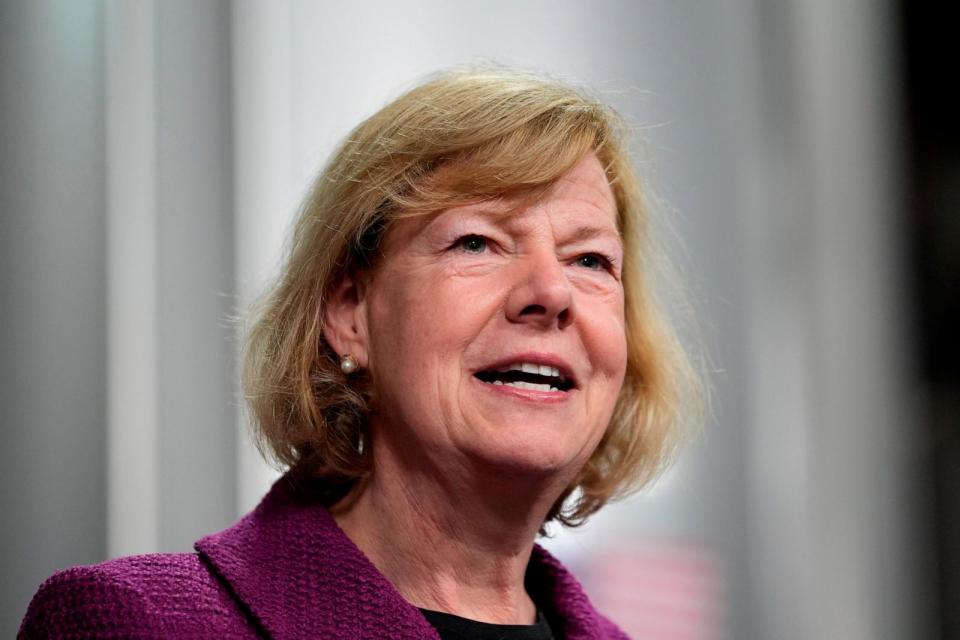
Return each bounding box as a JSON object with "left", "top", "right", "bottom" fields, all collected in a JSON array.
[{"left": 332, "top": 438, "right": 571, "bottom": 625}]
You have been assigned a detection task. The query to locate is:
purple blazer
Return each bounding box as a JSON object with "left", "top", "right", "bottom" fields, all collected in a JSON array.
[{"left": 19, "top": 476, "right": 628, "bottom": 639}]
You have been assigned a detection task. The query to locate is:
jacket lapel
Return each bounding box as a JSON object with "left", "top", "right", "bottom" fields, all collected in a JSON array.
[
  {"left": 196, "top": 474, "right": 621, "bottom": 639},
  {"left": 527, "top": 544, "right": 623, "bottom": 639},
  {"left": 194, "top": 475, "right": 440, "bottom": 640}
]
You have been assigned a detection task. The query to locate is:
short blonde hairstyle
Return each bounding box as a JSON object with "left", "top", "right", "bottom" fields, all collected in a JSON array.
[{"left": 243, "top": 67, "right": 702, "bottom": 526}]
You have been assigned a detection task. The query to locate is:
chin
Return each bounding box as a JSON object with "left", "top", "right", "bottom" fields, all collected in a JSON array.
[{"left": 461, "top": 431, "right": 593, "bottom": 480}]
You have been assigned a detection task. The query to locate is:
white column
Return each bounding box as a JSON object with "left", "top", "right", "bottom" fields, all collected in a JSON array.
[
  {"left": 105, "top": 0, "right": 238, "bottom": 554},
  {"left": 790, "top": 1, "right": 921, "bottom": 638},
  {"left": 231, "top": 0, "right": 294, "bottom": 514},
  {"left": 105, "top": 0, "right": 159, "bottom": 556},
  {"left": 732, "top": 0, "right": 925, "bottom": 637}
]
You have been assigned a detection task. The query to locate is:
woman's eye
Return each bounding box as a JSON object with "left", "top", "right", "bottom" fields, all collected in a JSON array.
[
  {"left": 456, "top": 235, "right": 488, "bottom": 254},
  {"left": 576, "top": 253, "right": 608, "bottom": 271}
]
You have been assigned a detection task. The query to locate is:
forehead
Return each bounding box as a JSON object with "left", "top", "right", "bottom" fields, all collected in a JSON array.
[{"left": 539, "top": 152, "right": 618, "bottom": 220}]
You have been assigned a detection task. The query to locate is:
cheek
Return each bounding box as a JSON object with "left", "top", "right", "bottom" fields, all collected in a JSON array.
[
  {"left": 581, "top": 294, "right": 628, "bottom": 381},
  {"left": 366, "top": 281, "right": 430, "bottom": 377},
  {"left": 366, "top": 268, "right": 497, "bottom": 384},
  {"left": 582, "top": 308, "right": 627, "bottom": 448},
  {"left": 365, "top": 285, "right": 438, "bottom": 424}
]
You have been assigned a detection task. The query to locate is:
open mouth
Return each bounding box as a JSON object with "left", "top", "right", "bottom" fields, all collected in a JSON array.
[{"left": 474, "top": 362, "right": 575, "bottom": 392}]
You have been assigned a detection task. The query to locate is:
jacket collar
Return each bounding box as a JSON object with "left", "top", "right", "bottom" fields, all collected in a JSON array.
[{"left": 195, "top": 475, "right": 618, "bottom": 639}]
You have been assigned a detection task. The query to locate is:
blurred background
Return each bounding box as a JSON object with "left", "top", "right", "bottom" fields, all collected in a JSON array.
[{"left": 1, "top": 1, "right": 955, "bottom": 638}]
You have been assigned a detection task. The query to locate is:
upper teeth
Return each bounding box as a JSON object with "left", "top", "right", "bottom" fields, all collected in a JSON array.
[{"left": 498, "top": 362, "right": 563, "bottom": 380}]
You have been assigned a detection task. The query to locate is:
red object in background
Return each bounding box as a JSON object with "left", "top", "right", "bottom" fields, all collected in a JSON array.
[{"left": 582, "top": 539, "right": 722, "bottom": 640}]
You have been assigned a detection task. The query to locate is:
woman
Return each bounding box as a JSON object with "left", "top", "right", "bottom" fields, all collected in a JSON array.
[{"left": 20, "top": 68, "right": 701, "bottom": 639}]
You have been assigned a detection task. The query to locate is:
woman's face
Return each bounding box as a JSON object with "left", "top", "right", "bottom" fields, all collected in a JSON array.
[{"left": 360, "top": 152, "right": 627, "bottom": 478}]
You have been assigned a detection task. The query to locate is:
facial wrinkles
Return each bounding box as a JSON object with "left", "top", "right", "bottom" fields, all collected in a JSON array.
[
  {"left": 534, "top": 194, "right": 626, "bottom": 413},
  {"left": 516, "top": 206, "right": 623, "bottom": 309},
  {"left": 366, "top": 249, "right": 483, "bottom": 451},
  {"left": 460, "top": 216, "right": 623, "bottom": 411},
  {"left": 367, "top": 154, "right": 626, "bottom": 446}
]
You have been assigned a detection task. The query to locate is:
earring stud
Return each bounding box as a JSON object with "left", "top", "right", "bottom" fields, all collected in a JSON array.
[{"left": 340, "top": 354, "right": 359, "bottom": 374}]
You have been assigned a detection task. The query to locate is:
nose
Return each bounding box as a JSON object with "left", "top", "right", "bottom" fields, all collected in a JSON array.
[{"left": 504, "top": 250, "right": 575, "bottom": 330}]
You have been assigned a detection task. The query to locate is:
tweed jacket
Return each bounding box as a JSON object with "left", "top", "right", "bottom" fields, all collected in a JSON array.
[{"left": 19, "top": 475, "right": 628, "bottom": 639}]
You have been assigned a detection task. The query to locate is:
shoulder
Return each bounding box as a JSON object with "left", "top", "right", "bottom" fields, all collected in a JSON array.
[
  {"left": 528, "top": 544, "right": 631, "bottom": 639},
  {"left": 18, "top": 552, "right": 257, "bottom": 639}
]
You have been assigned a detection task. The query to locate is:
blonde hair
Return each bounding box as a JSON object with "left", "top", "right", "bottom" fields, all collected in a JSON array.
[{"left": 243, "top": 67, "right": 703, "bottom": 526}]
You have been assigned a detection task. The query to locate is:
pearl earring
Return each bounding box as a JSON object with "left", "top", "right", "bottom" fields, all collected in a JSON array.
[{"left": 339, "top": 354, "right": 359, "bottom": 374}]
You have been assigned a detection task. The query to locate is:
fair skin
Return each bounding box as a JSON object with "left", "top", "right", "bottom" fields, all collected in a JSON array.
[{"left": 323, "top": 152, "right": 627, "bottom": 625}]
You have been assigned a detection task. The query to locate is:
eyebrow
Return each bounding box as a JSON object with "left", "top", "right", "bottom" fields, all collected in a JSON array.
[
  {"left": 437, "top": 206, "right": 622, "bottom": 248},
  {"left": 563, "top": 224, "right": 623, "bottom": 246}
]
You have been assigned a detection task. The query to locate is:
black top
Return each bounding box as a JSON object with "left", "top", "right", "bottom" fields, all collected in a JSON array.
[{"left": 420, "top": 608, "right": 555, "bottom": 640}]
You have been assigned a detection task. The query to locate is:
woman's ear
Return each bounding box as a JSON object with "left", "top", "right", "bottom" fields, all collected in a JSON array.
[{"left": 322, "top": 275, "right": 369, "bottom": 368}]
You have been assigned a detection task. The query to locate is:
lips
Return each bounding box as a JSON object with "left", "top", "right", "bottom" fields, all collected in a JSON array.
[{"left": 473, "top": 354, "right": 577, "bottom": 392}]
